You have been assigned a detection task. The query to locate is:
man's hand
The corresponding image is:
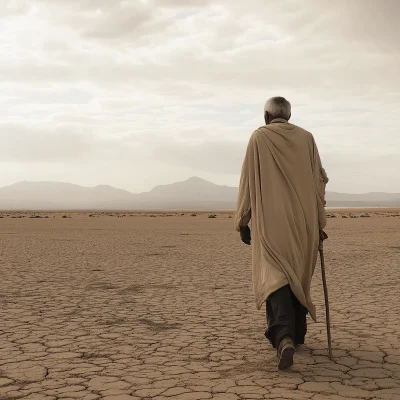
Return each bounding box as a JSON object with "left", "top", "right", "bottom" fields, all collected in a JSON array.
[
  {"left": 319, "top": 230, "right": 328, "bottom": 251},
  {"left": 240, "top": 225, "right": 251, "bottom": 245}
]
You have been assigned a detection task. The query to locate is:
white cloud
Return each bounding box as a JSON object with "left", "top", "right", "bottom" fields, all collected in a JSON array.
[
  {"left": 0, "top": 124, "right": 90, "bottom": 162},
  {"left": 0, "top": 0, "right": 399, "bottom": 193}
]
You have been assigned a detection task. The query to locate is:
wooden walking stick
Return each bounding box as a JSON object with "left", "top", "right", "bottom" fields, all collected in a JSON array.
[{"left": 319, "top": 231, "right": 332, "bottom": 360}]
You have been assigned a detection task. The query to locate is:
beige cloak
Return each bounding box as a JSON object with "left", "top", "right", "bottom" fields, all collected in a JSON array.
[{"left": 235, "top": 118, "right": 328, "bottom": 322}]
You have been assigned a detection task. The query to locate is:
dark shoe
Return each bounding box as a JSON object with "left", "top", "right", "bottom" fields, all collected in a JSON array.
[{"left": 277, "top": 336, "right": 295, "bottom": 370}]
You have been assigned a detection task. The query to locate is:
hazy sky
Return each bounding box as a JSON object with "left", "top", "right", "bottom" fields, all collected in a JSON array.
[{"left": 1, "top": 0, "right": 399, "bottom": 193}]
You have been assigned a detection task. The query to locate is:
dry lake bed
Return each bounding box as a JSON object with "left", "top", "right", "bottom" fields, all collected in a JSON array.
[{"left": 0, "top": 210, "right": 399, "bottom": 400}]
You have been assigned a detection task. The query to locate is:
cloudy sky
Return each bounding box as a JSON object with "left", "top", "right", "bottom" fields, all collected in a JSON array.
[{"left": 1, "top": 0, "right": 399, "bottom": 193}]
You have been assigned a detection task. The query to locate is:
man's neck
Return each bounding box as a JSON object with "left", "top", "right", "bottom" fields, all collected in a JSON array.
[{"left": 270, "top": 118, "right": 288, "bottom": 124}]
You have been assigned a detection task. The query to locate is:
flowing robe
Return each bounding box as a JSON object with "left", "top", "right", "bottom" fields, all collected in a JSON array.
[{"left": 235, "top": 118, "right": 329, "bottom": 322}]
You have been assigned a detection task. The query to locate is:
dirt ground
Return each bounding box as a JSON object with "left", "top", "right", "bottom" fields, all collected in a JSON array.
[{"left": 0, "top": 210, "right": 399, "bottom": 400}]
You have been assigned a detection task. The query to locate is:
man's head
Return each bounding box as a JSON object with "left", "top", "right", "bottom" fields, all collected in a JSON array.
[{"left": 264, "top": 97, "right": 291, "bottom": 125}]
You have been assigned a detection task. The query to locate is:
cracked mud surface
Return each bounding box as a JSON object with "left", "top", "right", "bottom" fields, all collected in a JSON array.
[{"left": 0, "top": 211, "right": 399, "bottom": 399}]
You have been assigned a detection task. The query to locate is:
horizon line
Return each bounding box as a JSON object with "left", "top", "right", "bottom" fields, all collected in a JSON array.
[{"left": 1, "top": 177, "right": 400, "bottom": 196}]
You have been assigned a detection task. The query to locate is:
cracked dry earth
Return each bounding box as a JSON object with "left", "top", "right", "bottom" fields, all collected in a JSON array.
[{"left": 0, "top": 211, "right": 399, "bottom": 400}]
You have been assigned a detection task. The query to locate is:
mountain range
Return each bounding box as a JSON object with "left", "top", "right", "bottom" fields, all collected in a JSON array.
[{"left": 0, "top": 177, "right": 399, "bottom": 210}]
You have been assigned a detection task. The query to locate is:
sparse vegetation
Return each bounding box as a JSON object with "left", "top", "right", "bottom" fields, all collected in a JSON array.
[{"left": 208, "top": 214, "right": 217, "bottom": 218}]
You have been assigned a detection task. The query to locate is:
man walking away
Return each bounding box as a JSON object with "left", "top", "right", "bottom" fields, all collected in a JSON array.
[{"left": 235, "top": 97, "right": 329, "bottom": 369}]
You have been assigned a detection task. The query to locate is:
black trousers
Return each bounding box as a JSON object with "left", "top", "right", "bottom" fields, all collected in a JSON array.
[{"left": 264, "top": 284, "right": 308, "bottom": 348}]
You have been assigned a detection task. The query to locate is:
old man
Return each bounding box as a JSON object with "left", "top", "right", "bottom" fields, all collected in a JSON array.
[{"left": 235, "top": 97, "right": 329, "bottom": 369}]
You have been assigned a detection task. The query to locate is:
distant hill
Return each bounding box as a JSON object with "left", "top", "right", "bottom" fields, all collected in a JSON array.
[
  {"left": 0, "top": 177, "right": 399, "bottom": 210},
  {"left": 325, "top": 191, "right": 400, "bottom": 203},
  {"left": 0, "top": 181, "right": 134, "bottom": 209},
  {"left": 136, "top": 176, "right": 237, "bottom": 204}
]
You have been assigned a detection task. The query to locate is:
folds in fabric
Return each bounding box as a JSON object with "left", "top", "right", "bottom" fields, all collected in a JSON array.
[{"left": 234, "top": 120, "right": 328, "bottom": 322}]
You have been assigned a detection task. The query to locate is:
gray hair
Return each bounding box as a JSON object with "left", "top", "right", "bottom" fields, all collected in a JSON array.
[{"left": 264, "top": 97, "right": 291, "bottom": 120}]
